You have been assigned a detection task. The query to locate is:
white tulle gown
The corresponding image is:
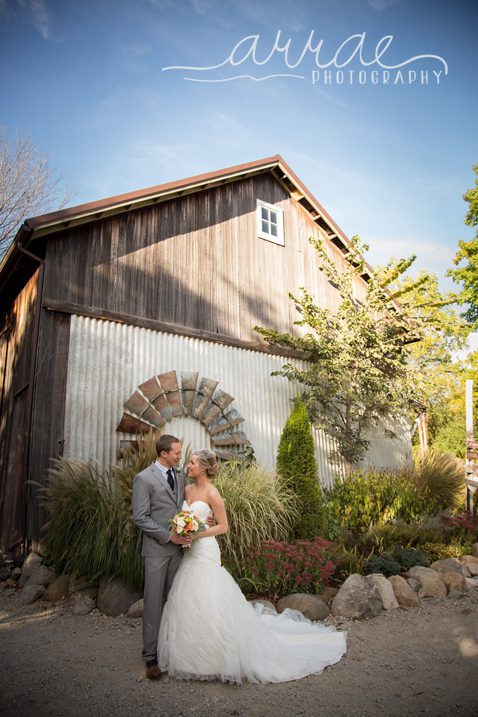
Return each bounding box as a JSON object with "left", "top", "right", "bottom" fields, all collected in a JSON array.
[{"left": 158, "top": 501, "right": 347, "bottom": 684}]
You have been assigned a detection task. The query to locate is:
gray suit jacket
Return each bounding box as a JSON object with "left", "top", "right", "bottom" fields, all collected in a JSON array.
[{"left": 132, "top": 462, "right": 186, "bottom": 557}]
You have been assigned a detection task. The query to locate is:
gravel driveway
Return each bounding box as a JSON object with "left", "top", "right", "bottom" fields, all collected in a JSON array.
[{"left": 1, "top": 587, "right": 477, "bottom": 717}]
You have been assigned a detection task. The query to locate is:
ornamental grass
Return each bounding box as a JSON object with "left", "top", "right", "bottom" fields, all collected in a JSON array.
[{"left": 215, "top": 461, "right": 298, "bottom": 579}]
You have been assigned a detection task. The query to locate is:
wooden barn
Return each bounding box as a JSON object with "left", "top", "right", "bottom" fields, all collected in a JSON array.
[{"left": 0, "top": 155, "right": 411, "bottom": 558}]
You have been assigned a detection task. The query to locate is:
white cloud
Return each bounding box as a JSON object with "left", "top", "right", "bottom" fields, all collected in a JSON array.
[{"left": 16, "top": 0, "right": 50, "bottom": 40}]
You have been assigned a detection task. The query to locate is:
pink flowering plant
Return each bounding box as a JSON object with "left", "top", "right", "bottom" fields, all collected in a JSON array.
[{"left": 243, "top": 538, "right": 338, "bottom": 597}]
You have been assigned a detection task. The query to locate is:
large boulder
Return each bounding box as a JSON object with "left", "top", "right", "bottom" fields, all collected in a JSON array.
[
  {"left": 126, "top": 598, "right": 144, "bottom": 618},
  {"left": 97, "top": 578, "right": 140, "bottom": 617},
  {"left": 465, "top": 577, "right": 478, "bottom": 589},
  {"left": 459, "top": 556, "right": 478, "bottom": 576},
  {"left": 24, "top": 565, "right": 56, "bottom": 588},
  {"left": 19, "top": 584, "right": 46, "bottom": 605},
  {"left": 471, "top": 543, "right": 478, "bottom": 558},
  {"left": 366, "top": 574, "right": 399, "bottom": 610},
  {"left": 440, "top": 571, "right": 468, "bottom": 595},
  {"left": 45, "top": 574, "right": 70, "bottom": 602},
  {"left": 430, "top": 558, "right": 469, "bottom": 577},
  {"left": 277, "top": 593, "right": 329, "bottom": 621},
  {"left": 388, "top": 575, "right": 420, "bottom": 608},
  {"left": 318, "top": 586, "right": 339, "bottom": 606},
  {"left": 18, "top": 553, "right": 42, "bottom": 588},
  {"left": 331, "top": 574, "right": 382, "bottom": 619},
  {"left": 67, "top": 594, "right": 95, "bottom": 615},
  {"left": 408, "top": 566, "right": 447, "bottom": 599}
]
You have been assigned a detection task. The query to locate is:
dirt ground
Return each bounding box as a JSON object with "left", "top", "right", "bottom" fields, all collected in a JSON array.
[{"left": 1, "top": 586, "right": 477, "bottom": 717}]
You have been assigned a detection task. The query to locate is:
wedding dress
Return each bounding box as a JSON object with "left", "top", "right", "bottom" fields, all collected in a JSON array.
[{"left": 158, "top": 501, "right": 346, "bottom": 684}]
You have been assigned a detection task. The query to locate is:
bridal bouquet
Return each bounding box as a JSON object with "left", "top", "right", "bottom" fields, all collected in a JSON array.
[{"left": 170, "top": 510, "right": 205, "bottom": 546}]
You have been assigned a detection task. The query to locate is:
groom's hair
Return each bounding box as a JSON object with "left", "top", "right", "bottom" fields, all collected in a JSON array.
[{"left": 156, "top": 434, "right": 180, "bottom": 456}]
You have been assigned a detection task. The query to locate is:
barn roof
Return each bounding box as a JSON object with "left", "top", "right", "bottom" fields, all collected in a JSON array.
[{"left": 0, "top": 154, "right": 375, "bottom": 301}]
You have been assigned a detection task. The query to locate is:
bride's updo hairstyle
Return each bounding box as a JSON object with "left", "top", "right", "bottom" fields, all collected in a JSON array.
[{"left": 193, "top": 449, "right": 219, "bottom": 478}]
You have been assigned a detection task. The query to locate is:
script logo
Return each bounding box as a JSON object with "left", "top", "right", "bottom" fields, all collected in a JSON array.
[{"left": 162, "top": 31, "right": 448, "bottom": 86}]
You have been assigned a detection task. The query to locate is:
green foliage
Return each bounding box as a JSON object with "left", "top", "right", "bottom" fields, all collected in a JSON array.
[
  {"left": 432, "top": 416, "right": 466, "bottom": 458},
  {"left": 256, "top": 235, "right": 458, "bottom": 470},
  {"left": 420, "top": 542, "right": 471, "bottom": 562},
  {"left": 391, "top": 546, "right": 430, "bottom": 569},
  {"left": 43, "top": 456, "right": 144, "bottom": 589},
  {"left": 363, "top": 554, "right": 402, "bottom": 577},
  {"left": 448, "top": 163, "right": 478, "bottom": 325},
  {"left": 215, "top": 462, "right": 298, "bottom": 579},
  {"left": 414, "top": 449, "right": 465, "bottom": 510},
  {"left": 241, "top": 538, "right": 337, "bottom": 598},
  {"left": 323, "top": 469, "right": 433, "bottom": 540},
  {"left": 333, "top": 543, "right": 369, "bottom": 582},
  {"left": 276, "top": 399, "right": 325, "bottom": 538}
]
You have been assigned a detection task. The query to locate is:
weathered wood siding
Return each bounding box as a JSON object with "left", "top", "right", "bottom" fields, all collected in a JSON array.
[
  {"left": 41, "top": 173, "right": 366, "bottom": 340},
  {"left": 0, "top": 270, "right": 39, "bottom": 555}
]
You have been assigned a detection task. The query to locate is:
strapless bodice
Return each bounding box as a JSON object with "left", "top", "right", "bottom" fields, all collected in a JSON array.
[{"left": 182, "top": 499, "right": 212, "bottom": 523}]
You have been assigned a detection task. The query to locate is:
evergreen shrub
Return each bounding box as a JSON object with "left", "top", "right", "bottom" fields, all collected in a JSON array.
[{"left": 276, "top": 398, "right": 325, "bottom": 539}]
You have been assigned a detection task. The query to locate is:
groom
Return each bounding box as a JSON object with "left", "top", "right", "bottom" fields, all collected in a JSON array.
[{"left": 132, "top": 434, "right": 192, "bottom": 679}]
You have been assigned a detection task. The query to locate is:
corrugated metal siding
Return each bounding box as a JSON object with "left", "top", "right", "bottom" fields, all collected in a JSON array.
[{"left": 63, "top": 316, "right": 411, "bottom": 487}]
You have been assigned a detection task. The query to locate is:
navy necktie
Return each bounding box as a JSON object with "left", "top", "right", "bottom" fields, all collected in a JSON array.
[{"left": 166, "top": 468, "right": 175, "bottom": 491}]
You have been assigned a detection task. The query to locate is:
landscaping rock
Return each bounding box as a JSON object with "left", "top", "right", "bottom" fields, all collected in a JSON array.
[
  {"left": 408, "top": 566, "right": 447, "bottom": 599},
  {"left": 11, "top": 568, "right": 22, "bottom": 581},
  {"left": 45, "top": 575, "right": 70, "bottom": 602},
  {"left": 0, "top": 567, "right": 10, "bottom": 582},
  {"left": 97, "top": 578, "right": 140, "bottom": 617},
  {"left": 72, "top": 587, "right": 98, "bottom": 600},
  {"left": 430, "top": 558, "right": 469, "bottom": 577},
  {"left": 448, "top": 588, "right": 466, "bottom": 599},
  {"left": 318, "top": 586, "right": 339, "bottom": 606},
  {"left": 68, "top": 594, "right": 95, "bottom": 615},
  {"left": 459, "top": 556, "right": 478, "bottom": 576},
  {"left": 406, "top": 578, "right": 420, "bottom": 592},
  {"left": 18, "top": 553, "right": 42, "bottom": 588},
  {"left": 19, "top": 584, "right": 46, "bottom": 605},
  {"left": 366, "top": 574, "right": 399, "bottom": 610},
  {"left": 465, "top": 577, "right": 478, "bottom": 589},
  {"left": 471, "top": 543, "right": 478, "bottom": 558},
  {"left": 331, "top": 574, "right": 382, "bottom": 620},
  {"left": 277, "top": 593, "right": 329, "bottom": 621},
  {"left": 388, "top": 575, "right": 420, "bottom": 608},
  {"left": 24, "top": 565, "right": 56, "bottom": 588},
  {"left": 440, "top": 572, "right": 468, "bottom": 595},
  {"left": 126, "top": 599, "right": 144, "bottom": 618}
]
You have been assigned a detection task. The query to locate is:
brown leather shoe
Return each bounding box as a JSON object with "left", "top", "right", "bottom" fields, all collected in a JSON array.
[{"left": 145, "top": 662, "right": 162, "bottom": 680}]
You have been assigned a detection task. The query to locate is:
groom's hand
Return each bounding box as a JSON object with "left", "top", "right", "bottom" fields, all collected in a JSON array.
[
  {"left": 170, "top": 533, "right": 192, "bottom": 545},
  {"left": 206, "top": 516, "right": 216, "bottom": 527}
]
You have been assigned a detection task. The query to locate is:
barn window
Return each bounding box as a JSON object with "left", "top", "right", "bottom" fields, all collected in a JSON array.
[{"left": 256, "top": 199, "right": 284, "bottom": 246}]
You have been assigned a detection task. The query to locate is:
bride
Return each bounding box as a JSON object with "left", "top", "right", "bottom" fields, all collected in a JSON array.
[{"left": 158, "top": 449, "right": 346, "bottom": 684}]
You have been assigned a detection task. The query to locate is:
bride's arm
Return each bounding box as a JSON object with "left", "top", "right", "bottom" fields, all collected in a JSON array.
[{"left": 194, "top": 488, "right": 228, "bottom": 539}]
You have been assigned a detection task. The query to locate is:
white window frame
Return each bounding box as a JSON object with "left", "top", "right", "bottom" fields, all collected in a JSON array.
[{"left": 256, "top": 199, "right": 284, "bottom": 246}]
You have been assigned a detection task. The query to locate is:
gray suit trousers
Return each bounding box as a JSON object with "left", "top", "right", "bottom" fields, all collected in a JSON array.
[{"left": 143, "top": 551, "right": 183, "bottom": 663}]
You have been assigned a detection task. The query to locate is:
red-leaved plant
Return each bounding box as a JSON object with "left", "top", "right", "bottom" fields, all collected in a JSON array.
[{"left": 244, "top": 538, "right": 337, "bottom": 598}]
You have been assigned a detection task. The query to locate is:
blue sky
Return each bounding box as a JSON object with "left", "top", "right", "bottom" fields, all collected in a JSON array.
[{"left": 1, "top": 0, "right": 477, "bottom": 289}]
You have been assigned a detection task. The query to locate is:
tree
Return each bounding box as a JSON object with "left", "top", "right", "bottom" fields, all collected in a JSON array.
[
  {"left": 256, "top": 236, "right": 456, "bottom": 474},
  {"left": 276, "top": 398, "right": 324, "bottom": 538},
  {"left": 0, "top": 129, "right": 70, "bottom": 256},
  {"left": 448, "top": 163, "right": 478, "bottom": 324}
]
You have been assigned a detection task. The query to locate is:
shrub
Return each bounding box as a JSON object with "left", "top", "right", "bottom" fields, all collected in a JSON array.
[
  {"left": 391, "top": 546, "right": 430, "bottom": 569},
  {"left": 420, "top": 542, "right": 471, "bottom": 563},
  {"left": 242, "top": 538, "right": 337, "bottom": 597},
  {"left": 276, "top": 398, "right": 325, "bottom": 538},
  {"left": 43, "top": 457, "right": 144, "bottom": 589},
  {"left": 333, "top": 543, "right": 369, "bottom": 582},
  {"left": 363, "top": 554, "right": 402, "bottom": 577},
  {"left": 440, "top": 512, "right": 478, "bottom": 542},
  {"left": 213, "top": 462, "right": 298, "bottom": 579},
  {"left": 323, "top": 469, "right": 433, "bottom": 539},
  {"left": 414, "top": 449, "right": 465, "bottom": 510}
]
